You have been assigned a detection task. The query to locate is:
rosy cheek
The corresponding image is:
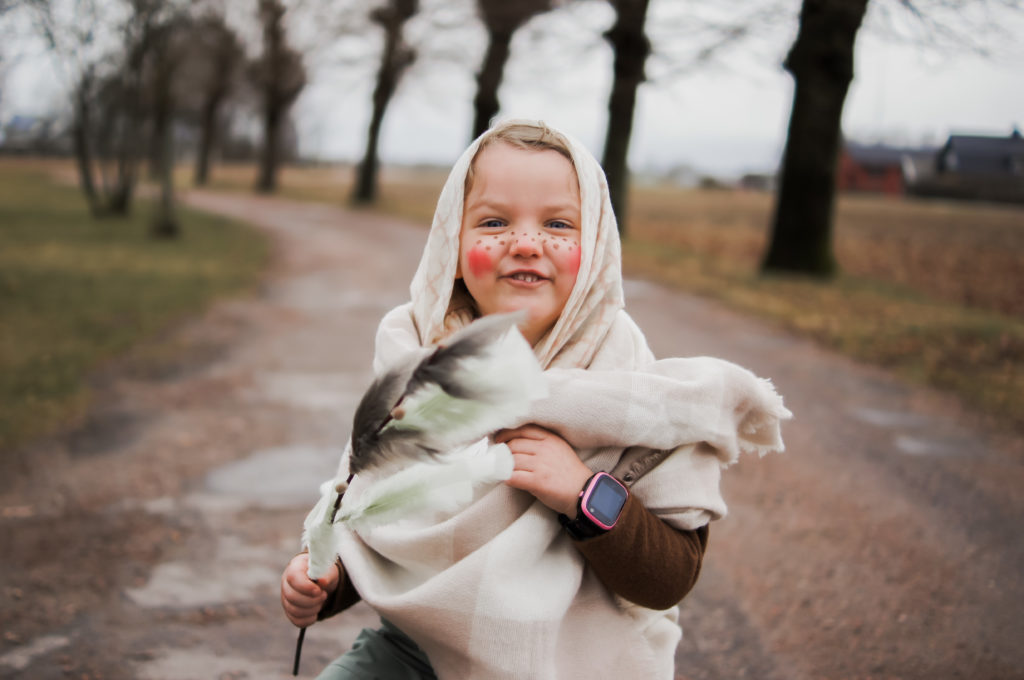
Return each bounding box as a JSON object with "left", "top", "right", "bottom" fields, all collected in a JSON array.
[
  {"left": 551, "top": 242, "right": 581, "bottom": 276},
  {"left": 466, "top": 245, "right": 495, "bottom": 279},
  {"left": 568, "top": 244, "right": 582, "bottom": 276}
]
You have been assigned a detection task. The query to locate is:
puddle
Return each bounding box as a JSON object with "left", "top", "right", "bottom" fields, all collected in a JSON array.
[
  {"left": 894, "top": 434, "right": 978, "bottom": 458},
  {"left": 133, "top": 647, "right": 285, "bottom": 679},
  {"left": 0, "top": 635, "right": 70, "bottom": 671},
  {"left": 203, "top": 444, "right": 340, "bottom": 509},
  {"left": 851, "top": 407, "right": 981, "bottom": 458},
  {"left": 125, "top": 536, "right": 279, "bottom": 609},
  {"left": 256, "top": 371, "right": 367, "bottom": 413},
  {"left": 850, "top": 407, "right": 933, "bottom": 429}
]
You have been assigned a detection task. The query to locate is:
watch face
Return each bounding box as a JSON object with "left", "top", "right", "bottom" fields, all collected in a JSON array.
[{"left": 582, "top": 473, "right": 628, "bottom": 529}]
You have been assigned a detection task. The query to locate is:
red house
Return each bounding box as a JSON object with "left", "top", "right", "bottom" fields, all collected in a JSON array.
[{"left": 837, "top": 142, "right": 909, "bottom": 195}]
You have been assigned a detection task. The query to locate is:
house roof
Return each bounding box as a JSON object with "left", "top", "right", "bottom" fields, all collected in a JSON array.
[{"left": 943, "top": 131, "right": 1024, "bottom": 174}]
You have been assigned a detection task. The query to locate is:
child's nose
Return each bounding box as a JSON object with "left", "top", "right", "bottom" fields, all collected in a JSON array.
[{"left": 508, "top": 230, "right": 543, "bottom": 257}]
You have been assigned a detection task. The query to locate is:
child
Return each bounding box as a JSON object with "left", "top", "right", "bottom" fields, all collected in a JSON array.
[{"left": 280, "top": 120, "right": 790, "bottom": 679}]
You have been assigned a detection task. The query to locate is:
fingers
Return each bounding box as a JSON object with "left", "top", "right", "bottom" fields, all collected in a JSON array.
[
  {"left": 280, "top": 554, "right": 329, "bottom": 628},
  {"left": 510, "top": 452, "right": 535, "bottom": 472},
  {"left": 494, "top": 424, "right": 551, "bottom": 444},
  {"left": 284, "top": 554, "right": 322, "bottom": 596},
  {"left": 281, "top": 581, "right": 324, "bottom": 627},
  {"left": 281, "top": 588, "right": 322, "bottom": 627}
]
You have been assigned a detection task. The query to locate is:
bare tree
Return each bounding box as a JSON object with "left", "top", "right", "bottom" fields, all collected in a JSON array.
[
  {"left": 189, "top": 11, "right": 245, "bottom": 186},
  {"left": 143, "top": 10, "right": 191, "bottom": 237},
  {"left": 351, "top": 0, "right": 418, "bottom": 204},
  {"left": 24, "top": 0, "right": 167, "bottom": 215},
  {"left": 761, "top": 0, "right": 869, "bottom": 277},
  {"left": 251, "top": 0, "right": 306, "bottom": 193},
  {"left": 103, "top": 0, "right": 184, "bottom": 215},
  {"left": 472, "top": 0, "right": 553, "bottom": 139},
  {"left": 23, "top": 0, "right": 112, "bottom": 214}
]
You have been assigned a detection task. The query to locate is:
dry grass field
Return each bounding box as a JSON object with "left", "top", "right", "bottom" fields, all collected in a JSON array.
[
  {"left": 16, "top": 158, "right": 1022, "bottom": 433},
  {"left": 633, "top": 185, "right": 1023, "bottom": 317}
]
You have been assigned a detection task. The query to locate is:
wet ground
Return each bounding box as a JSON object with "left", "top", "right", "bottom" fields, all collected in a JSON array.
[{"left": 1, "top": 191, "right": 1022, "bottom": 679}]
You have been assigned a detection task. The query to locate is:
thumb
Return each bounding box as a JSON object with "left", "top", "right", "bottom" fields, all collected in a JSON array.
[{"left": 314, "top": 561, "right": 341, "bottom": 594}]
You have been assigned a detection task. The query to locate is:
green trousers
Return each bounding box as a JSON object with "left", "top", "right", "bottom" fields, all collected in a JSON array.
[{"left": 315, "top": 619, "right": 437, "bottom": 680}]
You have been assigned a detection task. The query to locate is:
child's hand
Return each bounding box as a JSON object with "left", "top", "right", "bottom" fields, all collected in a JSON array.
[
  {"left": 280, "top": 552, "right": 340, "bottom": 628},
  {"left": 495, "top": 425, "right": 593, "bottom": 516}
]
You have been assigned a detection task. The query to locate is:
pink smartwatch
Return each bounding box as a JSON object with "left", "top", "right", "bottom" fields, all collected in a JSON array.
[{"left": 558, "top": 472, "right": 629, "bottom": 540}]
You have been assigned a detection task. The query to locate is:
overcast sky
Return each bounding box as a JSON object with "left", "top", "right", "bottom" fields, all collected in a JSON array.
[
  {"left": 5, "top": 0, "right": 1023, "bottom": 179},
  {"left": 293, "top": 1, "right": 1024, "bottom": 178}
]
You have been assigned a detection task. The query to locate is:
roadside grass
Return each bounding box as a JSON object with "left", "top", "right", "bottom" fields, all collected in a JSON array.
[
  {"left": 172, "top": 161, "right": 1024, "bottom": 431},
  {"left": 0, "top": 159, "right": 269, "bottom": 452}
]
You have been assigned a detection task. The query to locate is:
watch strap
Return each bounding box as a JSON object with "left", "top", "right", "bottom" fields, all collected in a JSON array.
[
  {"left": 558, "top": 510, "right": 606, "bottom": 540},
  {"left": 558, "top": 472, "right": 627, "bottom": 541}
]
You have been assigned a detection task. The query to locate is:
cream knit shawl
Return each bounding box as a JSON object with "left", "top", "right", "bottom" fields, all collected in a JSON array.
[{"left": 333, "top": 120, "right": 791, "bottom": 679}]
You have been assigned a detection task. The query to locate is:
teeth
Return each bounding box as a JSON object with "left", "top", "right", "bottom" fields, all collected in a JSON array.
[{"left": 510, "top": 273, "right": 540, "bottom": 282}]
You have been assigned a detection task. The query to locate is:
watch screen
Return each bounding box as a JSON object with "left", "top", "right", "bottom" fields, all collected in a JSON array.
[{"left": 585, "top": 475, "right": 628, "bottom": 527}]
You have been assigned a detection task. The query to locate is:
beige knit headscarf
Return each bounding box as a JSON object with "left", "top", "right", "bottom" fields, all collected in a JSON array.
[{"left": 408, "top": 119, "right": 624, "bottom": 369}]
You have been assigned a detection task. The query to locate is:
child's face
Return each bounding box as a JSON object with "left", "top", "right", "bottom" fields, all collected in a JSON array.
[{"left": 458, "top": 142, "right": 582, "bottom": 346}]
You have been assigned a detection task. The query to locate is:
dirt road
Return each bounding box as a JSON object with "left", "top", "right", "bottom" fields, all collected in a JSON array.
[{"left": 1, "top": 191, "right": 1021, "bottom": 680}]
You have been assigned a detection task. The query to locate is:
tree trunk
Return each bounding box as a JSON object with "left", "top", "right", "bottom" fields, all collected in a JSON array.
[
  {"left": 108, "top": 148, "right": 136, "bottom": 215},
  {"left": 151, "top": 109, "right": 179, "bottom": 238},
  {"left": 352, "top": 1, "right": 417, "bottom": 205},
  {"left": 472, "top": 29, "right": 512, "bottom": 139},
  {"left": 253, "top": 0, "right": 305, "bottom": 195},
  {"left": 194, "top": 92, "right": 223, "bottom": 186},
  {"left": 601, "top": 0, "right": 651, "bottom": 237},
  {"left": 102, "top": 100, "right": 139, "bottom": 216},
  {"left": 761, "top": 0, "right": 870, "bottom": 277},
  {"left": 71, "top": 76, "right": 101, "bottom": 216},
  {"left": 256, "top": 102, "right": 281, "bottom": 193},
  {"left": 150, "top": 58, "right": 179, "bottom": 238},
  {"left": 194, "top": 99, "right": 215, "bottom": 186}
]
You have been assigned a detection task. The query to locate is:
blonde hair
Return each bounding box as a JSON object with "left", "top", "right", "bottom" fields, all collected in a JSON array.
[{"left": 464, "top": 121, "right": 576, "bottom": 195}]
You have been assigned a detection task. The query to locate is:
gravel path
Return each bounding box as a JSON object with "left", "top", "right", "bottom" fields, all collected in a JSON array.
[{"left": 1, "top": 190, "right": 1021, "bottom": 680}]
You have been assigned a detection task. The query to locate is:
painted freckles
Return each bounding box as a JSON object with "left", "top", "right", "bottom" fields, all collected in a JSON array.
[{"left": 467, "top": 234, "right": 579, "bottom": 280}]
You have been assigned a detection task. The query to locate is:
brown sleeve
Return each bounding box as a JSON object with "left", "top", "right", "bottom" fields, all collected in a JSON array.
[
  {"left": 571, "top": 492, "right": 709, "bottom": 610},
  {"left": 316, "top": 559, "right": 362, "bottom": 621}
]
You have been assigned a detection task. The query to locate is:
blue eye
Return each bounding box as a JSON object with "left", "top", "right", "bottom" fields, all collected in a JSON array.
[
  {"left": 481, "top": 219, "right": 505, "bottom": 228},
  {"left": 548, "top": 220, "right": 573, "bottom": 230}
]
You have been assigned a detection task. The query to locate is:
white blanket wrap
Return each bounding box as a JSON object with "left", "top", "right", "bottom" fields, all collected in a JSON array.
[{"left": 333, "top": 304, "right": 790, "bottom": 679}]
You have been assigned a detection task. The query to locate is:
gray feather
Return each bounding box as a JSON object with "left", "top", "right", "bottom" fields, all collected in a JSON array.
[{"left": 348, "top": 313, "right": 526, "bottom": 475}]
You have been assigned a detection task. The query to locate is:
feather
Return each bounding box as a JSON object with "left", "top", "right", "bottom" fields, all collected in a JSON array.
[
  {"left": 335, "top": 438, "right": 513, "bottom": 531},
  {"left": 302, "top": 312, "right": 546, "bottom": 579},
  {"left": 301, "top": 479, "right": 342, "bottom": 581},
  {"left": 348, "top": 312, "right": 546, "bottom": 475}
]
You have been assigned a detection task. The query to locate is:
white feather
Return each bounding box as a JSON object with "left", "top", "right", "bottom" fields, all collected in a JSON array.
[
  {"left": 336, "top": 439, "right": 513, "bottom": 531},
  {"left": 301, "top": 480, "right": 341, "bottom": 581},
  {"left": 382, "top": 325, "right": 547, "bottom": 451}
]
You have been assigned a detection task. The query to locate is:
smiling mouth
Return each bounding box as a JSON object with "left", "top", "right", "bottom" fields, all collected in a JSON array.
[{"left": 505, "top": 272, "right": 545, "bottom": 283}]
